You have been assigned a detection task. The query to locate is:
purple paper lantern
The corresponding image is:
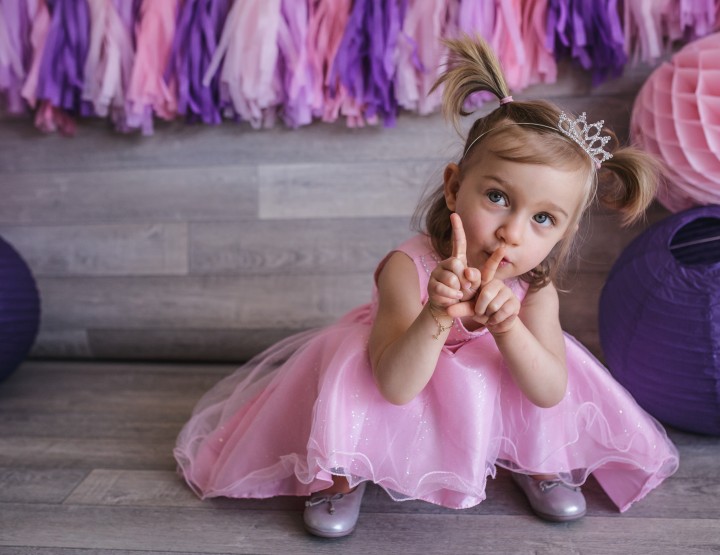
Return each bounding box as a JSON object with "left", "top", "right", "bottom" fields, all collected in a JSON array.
[
  {"left": 599, "top": 205, "right": 720, "bottom": 435},
  {"left": 0, "top": 236, "right": 40, "bottom": 382}
]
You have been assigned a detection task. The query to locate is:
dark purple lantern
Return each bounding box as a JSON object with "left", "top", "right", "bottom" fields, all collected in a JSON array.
[
  {"left": 599, "top": 205, "right": 720, "bottom": 436},
  {"left": 0, "top": 236, "right": 40, "bottom": 381}
]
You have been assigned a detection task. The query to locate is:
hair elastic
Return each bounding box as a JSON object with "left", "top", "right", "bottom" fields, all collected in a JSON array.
[{"left": 499, "top": 96, "right": 513, "bottom": 105}]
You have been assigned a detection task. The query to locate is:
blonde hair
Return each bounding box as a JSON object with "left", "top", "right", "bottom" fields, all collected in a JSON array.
[{"left": 414, "top": 35, "right": 661, "bottom": 289}]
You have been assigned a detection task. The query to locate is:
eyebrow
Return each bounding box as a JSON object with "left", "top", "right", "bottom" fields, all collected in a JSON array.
[{"left": 483, "top": 174, "right": 570, "bottom": 219}]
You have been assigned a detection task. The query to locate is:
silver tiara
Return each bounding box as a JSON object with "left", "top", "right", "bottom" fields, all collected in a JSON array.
[{"left": 557, "top": 112, "right": 613, "bottom": 166}]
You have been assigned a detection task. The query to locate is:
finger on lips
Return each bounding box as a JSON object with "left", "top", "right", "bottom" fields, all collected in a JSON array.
[{"left": 481, "top": 245, "right": 505, "bottom": 285}]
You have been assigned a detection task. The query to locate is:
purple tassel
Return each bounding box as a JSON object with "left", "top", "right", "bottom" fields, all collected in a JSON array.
[
  {"left": 547, "top": 0, "right": 626, "bottom": 87},
  {"left": 169, "top": 0, "right": 230, "bottom": 125},
  {"left": 0, "top": 0, "right": 33, "bottom": 114},
  {"left": 36, "top": 0, "right": 93, "bottom": 115},
  {"left": 331, "top": 0, "right": 407, "bottom": 126}
]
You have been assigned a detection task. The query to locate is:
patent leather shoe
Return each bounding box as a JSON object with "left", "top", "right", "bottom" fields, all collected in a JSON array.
[
  {"left": 511, "top": 472, "right": 586, "bottom": 522},
  {"left": 304, "top": 481, "right": 367, "bottom": 538}
]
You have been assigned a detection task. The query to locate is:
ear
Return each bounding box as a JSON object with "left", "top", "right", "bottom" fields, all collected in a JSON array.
[{"left": 443, "top": 163, "right": 461, "bottom": 212}]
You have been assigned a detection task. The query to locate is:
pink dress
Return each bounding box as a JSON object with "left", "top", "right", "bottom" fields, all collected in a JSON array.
[{"left": 174, "top": 235, "right": 679, "bottom": 512}]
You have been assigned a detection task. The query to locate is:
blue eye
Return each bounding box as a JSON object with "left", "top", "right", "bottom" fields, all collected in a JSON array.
[
  {"left": 533, "top": 213, "right": 555, "bottom": 227},
  {"left": 487, "top": 191, "right": 507, "bottom": 205}
]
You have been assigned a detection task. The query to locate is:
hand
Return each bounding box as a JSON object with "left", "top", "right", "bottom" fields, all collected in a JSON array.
[
  {"left": 444, "top": 220, "right": 520, "bottom": 335},
  {"left": 427, "top": 213, "right": 481, "bottom": 314}
]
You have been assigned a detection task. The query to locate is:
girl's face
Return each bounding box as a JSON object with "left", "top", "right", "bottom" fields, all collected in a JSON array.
[{"left": 443, "top": 148, "right": 587, "bottom": 281}]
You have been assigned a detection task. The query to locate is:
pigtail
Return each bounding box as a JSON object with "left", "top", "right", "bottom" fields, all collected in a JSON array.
[
  {"left": 598, "top": 146, "right": 662, "bottom": 226},
  {"left": 431, "top": 35, "right": 511, "bottom": 133}
]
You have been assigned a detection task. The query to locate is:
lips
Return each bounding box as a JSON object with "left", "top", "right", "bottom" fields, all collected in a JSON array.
[{"left": 482, "top": 250, "right": 510, "bottom": 265}]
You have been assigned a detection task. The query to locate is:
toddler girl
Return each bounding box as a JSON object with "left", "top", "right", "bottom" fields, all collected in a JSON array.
[{"left": 174, "top": 35, "right": 679, "bottom": 537}]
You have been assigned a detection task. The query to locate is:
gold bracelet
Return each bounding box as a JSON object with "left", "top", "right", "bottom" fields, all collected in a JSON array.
[{"left": 428, "top": 304, "right": 453, "bottom": 340}]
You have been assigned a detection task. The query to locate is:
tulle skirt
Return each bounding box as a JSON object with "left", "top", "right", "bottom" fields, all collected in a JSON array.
[{"left": 174, "top": 304, "right": 678, "bottom": 511}]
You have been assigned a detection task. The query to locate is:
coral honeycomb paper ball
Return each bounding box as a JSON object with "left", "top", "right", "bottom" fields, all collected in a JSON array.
[{"left": 631, "top": 33, "right": 720, "bottom": 212}]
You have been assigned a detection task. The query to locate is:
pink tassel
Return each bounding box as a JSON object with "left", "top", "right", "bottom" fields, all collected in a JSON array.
[
  {"left": 83, "top": 0, "right": 134, "bottom": 122},
  {"left": 34, "top": 99, "right": 76, "bottom": 136},
  {"left": 203, "top": 0, "right": 282, "bottom": 129},
  {"left": 20, "top": 0, "right": 50, "bottom": 109},
  {"left": 277, "top": 0, "right": 314, "bottom": 128},
  {"left": 623, "top": 0, "right": 675, "bottom": 65},
  {"left": 306, "top": 0, "right": 356, "bottom": 124},
  {"left": 396, "top": 0, "right": 451, "bottom": 116},
  {"left": 457, "top": 0, "right": 494, "bottom": 39},
  {"left": 126, "top": 0, "right": 179, "bottom": 135},
  {"left": 0, "top": 0, "right": 25, "bottom": 113},
  {"left": 491, "top": 0, "right": 527, "bottom": 91},
  {"left": 517, "top": 0, "right": 556, "bottom": 88}
]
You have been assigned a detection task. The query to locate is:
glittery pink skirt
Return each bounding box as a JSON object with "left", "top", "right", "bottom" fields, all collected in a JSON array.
[{"left": 174, "top": 304, "right": 678, "bottom": 511}]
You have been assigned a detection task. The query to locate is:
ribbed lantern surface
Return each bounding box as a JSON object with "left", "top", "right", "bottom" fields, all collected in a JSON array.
[
  {"left": 599, "top": 205, "right": 720, "bottom": 435},
  {"left": 631, "top": 33, "right": 720, "bottom": 212}
]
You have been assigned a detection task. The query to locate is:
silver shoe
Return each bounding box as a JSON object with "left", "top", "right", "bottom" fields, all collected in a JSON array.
[
  {"left": 511, "top": 472, "right": 586, "bottom": 522},
  {"left": 303, "top": 482, "right": 367, "bottom": 538}
]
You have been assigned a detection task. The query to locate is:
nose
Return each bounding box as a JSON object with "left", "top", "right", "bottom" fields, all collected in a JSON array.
[{"left": 497, "top": 215, "right": 523, "bottom": 246}]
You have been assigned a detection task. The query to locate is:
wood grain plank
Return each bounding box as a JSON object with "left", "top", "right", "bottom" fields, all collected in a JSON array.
[
  {"left": 0, "top": 437, "right": 177, "bottom": 471},
  {"left": 258, "top": 160, "right": 441, "bottom": 219},
  {"left": 0, "top": 364, "right": 226, "bottom": 415},
  {"left": 0, "top": 468, "right": 88, "bottom": 504},
  {"left": 0, "top": 410, "right": 189, "bottom": 441},
  {"left": 14, "top": 360, "right": 238, "bottom": 375},
  {"left": 0, "top": 223, "right": 189, "bottom": 276},
  {"left": 0, "top": 549, "right": 203, "bottom": 555},
  {"left": 0, "top": 114, "right": 459, "bottom": 172},
  {"left": 0, "top": 362, "right": 229, "bottom": 439},
  {"left": 86, "top": 328, "right": 304, "bottom": 362},
  {"left": 189, "top": 217, "right": 415, "bottom": 275},
  {"left": 0, "top": 503, "right": 717, "bottom": 555},
  {"left": 65, "top": 470, "right": 201, "bottom": 508},
  {"left": 0, "top": 166, "right": 257, "bottom": 225},
  {"left": 29, "top": 329, "right": 92, "bottom": 359},
  {"left": 35, "top": 273, "right": 373, "bottom": 330},
  {"left": 61, "top": 467, "right": 720, "bottom": 521}
]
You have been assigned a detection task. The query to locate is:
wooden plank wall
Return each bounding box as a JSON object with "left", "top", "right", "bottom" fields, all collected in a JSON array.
[{"left": 0, "top": 61, "right": 671, "bottom": 362}]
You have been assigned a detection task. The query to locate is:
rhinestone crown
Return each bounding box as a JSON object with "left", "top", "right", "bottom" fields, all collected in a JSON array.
[{"left": 557, "top": 112, "right": 613, "bottom": 166}]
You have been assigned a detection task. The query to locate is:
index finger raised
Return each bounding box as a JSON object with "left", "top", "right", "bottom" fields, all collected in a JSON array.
[
  {"left": 481, "top": 245, "right": 505, "bottom": 286},
  {"left": 450, "top": 213, "right": 467, "bottom": 263}
]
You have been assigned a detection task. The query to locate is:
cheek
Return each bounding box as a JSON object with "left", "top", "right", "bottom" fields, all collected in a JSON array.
[
  {"left": 457, "top": 214, "right": 486, "bottom": 243},
  {"left": 532, "top": 237, "right": 562, "bottom": 262}
]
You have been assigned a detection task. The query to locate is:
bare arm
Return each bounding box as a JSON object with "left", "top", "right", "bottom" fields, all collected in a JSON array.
[
  {"left": 368, "top": 253, "right": 449, "bottom": 405},
  {"left": 369, "top": 215, "right": 486, "bottom": 405},
  {"left": 491, "top": 284, "right": 568, "bottom": 408}
]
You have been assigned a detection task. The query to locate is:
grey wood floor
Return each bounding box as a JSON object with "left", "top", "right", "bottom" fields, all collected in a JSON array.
[{"left": 0, "top": 360, "right": 718, "bottom": 554}]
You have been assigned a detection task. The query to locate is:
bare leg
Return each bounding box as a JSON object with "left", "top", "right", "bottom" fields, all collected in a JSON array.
[{"left": 319, "top": 475, "right": 355, "bottom": 494}]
